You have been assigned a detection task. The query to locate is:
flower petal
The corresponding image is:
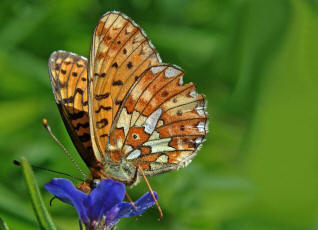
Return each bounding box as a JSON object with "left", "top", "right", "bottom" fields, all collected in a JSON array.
[
  {"left": 133, "top": 191, "right": 158, "bottom": 216},
  {"left": 106, "top": 192, "right": 158, "bottom": 227},
  {"left": 44, "top": 178, "right": 89, "bottom": 224},
  {"left": 85, "top": 179, "right": 125, "bottom": 221}
]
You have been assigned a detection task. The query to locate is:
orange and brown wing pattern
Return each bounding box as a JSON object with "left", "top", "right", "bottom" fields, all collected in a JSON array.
[
  {"left": 88, "top": 11, "right": 161, "bottom": 160},
  {"left": 110, "top": 64, "right": 208, "bottom": 175},
  {"left": 48, "top": 51, "right": 98, "bottom": 169}
]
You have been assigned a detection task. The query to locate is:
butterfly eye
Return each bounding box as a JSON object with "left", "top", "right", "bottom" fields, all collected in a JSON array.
[
  {"left": 132, "top": 133, "right": 139, "bottom": 140},
  {"left": 92, "top": 179, "right": 99, "bottom": 188}
]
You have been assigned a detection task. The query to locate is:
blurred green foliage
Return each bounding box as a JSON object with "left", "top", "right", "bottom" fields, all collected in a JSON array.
[{"left": 0, "top": 0, "right": 317, "bottom": 229}]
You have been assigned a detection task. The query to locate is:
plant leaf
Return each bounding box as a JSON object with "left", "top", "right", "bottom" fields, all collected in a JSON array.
[
  {"left": 0, "top": 217, "right": 9, "bottom": 230},
  {"left": 21, "top": 157, "right": 57, "bottom": 230}
]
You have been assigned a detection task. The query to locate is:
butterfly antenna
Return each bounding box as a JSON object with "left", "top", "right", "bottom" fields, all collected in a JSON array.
[
  {"left": 42, "top": 118, "right": 88, "bottom": 179},
  {"left": 138, "top": 166, "right": 163, "bottom": 220},
  {"left": 13, "top": 160, "right": 84, "bottom": 182}
]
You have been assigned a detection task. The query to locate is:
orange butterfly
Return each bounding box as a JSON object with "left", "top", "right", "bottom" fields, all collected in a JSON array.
[{"left": 48, "top": 11, "right": 208, "bottom": 213}]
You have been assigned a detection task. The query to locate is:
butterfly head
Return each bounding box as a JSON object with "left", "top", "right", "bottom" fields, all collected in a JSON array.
[{"left": 77, "top": 178, "right": 101, "bottom": 193}]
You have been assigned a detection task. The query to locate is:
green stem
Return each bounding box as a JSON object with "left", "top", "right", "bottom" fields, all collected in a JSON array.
[
  {"left": 21, "top": 157, "right": 57, "bottom": 230},
  {"left": 0, "top": 217, "right": 9, "bottom": 230}
]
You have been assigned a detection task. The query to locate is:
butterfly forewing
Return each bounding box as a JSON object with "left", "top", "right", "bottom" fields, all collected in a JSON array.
[
  {"left": 88, "top": 11, "right": 161, "bottom": 161},
  {"left": 111, "top": 65, "right": 208, "bottom": 175},
  {"left": 48, "top": 51, "right": 98, "bottom": 169}
]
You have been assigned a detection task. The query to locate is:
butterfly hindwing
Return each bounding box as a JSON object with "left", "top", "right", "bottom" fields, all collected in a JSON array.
[
  {"left": 88, "top": 11, "right": 161, "bottom": 161},
  {"left": 111, "top": 64, "right": 208, "bottom": 175},
  {"left": 48, "top": 51, "right": 98, "bottom": 169}
]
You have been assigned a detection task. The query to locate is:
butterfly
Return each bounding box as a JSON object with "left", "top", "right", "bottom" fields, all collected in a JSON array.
[{"left": 48, "top": 11, "right": 208, "bottom": 193}]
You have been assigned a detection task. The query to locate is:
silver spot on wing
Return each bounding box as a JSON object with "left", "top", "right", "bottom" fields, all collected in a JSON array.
[
  {"left": 126, "top": 149, "right": 141, "bottom": 160},
  {"left": 165, "top": 66, "right": 181, "bottom": 78},
  {"left": 196, "top": 121, "right": 206, "bottom": 133},
  {"left": 151, "top": 66, "right": 165, "bottom": 74},
  {"left": 143, "top": 108, "right": 162, "bottom": 134}
]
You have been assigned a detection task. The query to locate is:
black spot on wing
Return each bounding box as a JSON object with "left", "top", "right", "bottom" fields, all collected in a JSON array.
[
  {"left": 115, "top": 100, "right": 122, "bottom": 105},
  {"left": 96, "top": 119, "right": 108, "bottom": 129},
  {"left": 95, "top": 106, "right": 112, "bottom": 113},
  {"left": 95, "top": 93, "right": 110, "bottom": 100},
  {"left": 74, "top": 122, "right": 90, "bottom": 130},
  {"left": 127, "top": 62, "right": 133, "bottom": 69},
  {"left": 112, "top": 80, "right": 123, "bottom": 86},
  {"left": 69, "top": 111, "right": 84, "bottom": 120},
  {"left": 78, "top": 133, "right": 91, "bottom": 142},
  {"left": 63, "top": 97, "right": 74, "bottom": 103}
]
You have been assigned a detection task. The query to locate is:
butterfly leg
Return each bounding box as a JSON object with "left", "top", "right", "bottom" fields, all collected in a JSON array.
[
  {"left": 125, "top": 192, "right": 139, "bottom": 220},
  {"left": 138, "top": 166, "right": 163, "bottom": 220},
  {"left": 125, "top": 192, "right": 137, "bottom": 210}
]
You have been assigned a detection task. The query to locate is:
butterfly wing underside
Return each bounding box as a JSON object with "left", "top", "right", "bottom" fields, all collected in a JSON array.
[
  {"left": 88, "top": 11, "right": 161, "bottom": 162},
  {"left": 48, "top": 51, "right": 98, "bottom": 169},
  {"left": 48, "top": 11, "right": 208, "bottom": 187},
  {"left": 110, "top": 65, "right": 208, "bottom": 175}
]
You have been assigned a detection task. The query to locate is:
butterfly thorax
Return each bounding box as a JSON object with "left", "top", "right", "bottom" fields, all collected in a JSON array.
[
  {"left": 101, "top": 158, "right": 138, "bottom": 186},
  {"left": 88, "top": 154, "right": 138, "bottom": 187},
  {"left": 79, "top": 157, "right": 138, "bottom": 193}
]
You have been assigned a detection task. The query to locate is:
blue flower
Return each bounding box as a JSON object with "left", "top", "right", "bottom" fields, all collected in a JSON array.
[{"left": 45, "top": 178, "right": 158, "bottom": 229}]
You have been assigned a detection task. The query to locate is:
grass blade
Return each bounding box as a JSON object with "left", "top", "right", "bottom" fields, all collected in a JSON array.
[
  {"left": 0, "top": 217, "right": 9, "bottom": 230},
  {"left": 21, "top": 157, "right": 57, "bottom": 230}
]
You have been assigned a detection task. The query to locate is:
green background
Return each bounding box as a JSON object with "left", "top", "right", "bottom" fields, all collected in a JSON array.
[{"left": 0, "top": 0, "right": 318, "bottom": 229}]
